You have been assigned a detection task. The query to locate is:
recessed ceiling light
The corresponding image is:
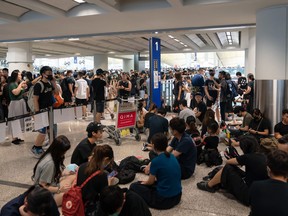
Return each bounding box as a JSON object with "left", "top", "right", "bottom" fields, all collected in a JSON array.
[
  {"left": 226, "top": 32, "right": 231, "bottom": 36},
  {"left": 155, "top": 31, "right": 158, "bottom": 34},
  {"left": 108, "top": 51, "right": 115, "bottom": 54},
  {"left": 75, "top": 53, "right": 81, "bottom": 55},
  {"left": 45, "top": 54, "right": 51, "bottom": 57},
  {"left": 174, "top": 39, "right": 179, "bottom": 42},
  {"left": 168, "top": 35, "right": 174, "bottom": 39},
  {"left": 180, "top": 42, "right": 184, "bottom": 45},
  {"left": 184, "top": 45, "right": 188, "bottom": 47},
  {"left": 69, "top": 38, "right": 80, "bottom": 41},
  {"left": 74, "top": 0, "right": 86, "bottom": 3}
]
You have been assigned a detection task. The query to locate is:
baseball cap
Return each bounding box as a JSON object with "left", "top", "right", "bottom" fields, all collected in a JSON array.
[
  {"left": 86, "top": 122, "right": 105, "bottom": 133},
  {"left": 195, "top": 92, "right": 203, "bottom": 97}
]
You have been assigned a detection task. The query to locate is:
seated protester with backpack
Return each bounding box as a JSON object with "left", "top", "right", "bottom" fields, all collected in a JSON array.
[
  {"left": 75, "top": 145, "right": 115, "bottom": 215},
  {"left": 229, "top": 106, "right": 253, "bottom": 138},
  {"left": 197, "top": 135, "right": 268, "bottom": 206},
  {"left": 248, "top": 108, "right": 270, "bottom": 143},
  {"left": 130, "top": 133, "right": 182, "bottom": 210},
  {"left": 167, "top": 117, "right": 197, "bottom": 179},
  {"left": 198, "top": 121, "right": 222, "bottom": 167},
  {"left": 0, "top": 185, "right": 59, "bottom": 216},
  {"left": 274, "top": 109, "right": 288, "bottom": 139},
  {"left": 98, "top": 186, "right": 152, "bottom": 216},
  {"left": 71, "top": 122, "right": 104, "bottom": 166},
  {"left": 32, "top": 135, "right": 75, "bottom": 206},
  {"left": 249, "top": 149, "right": 288, "bottom": 216}
]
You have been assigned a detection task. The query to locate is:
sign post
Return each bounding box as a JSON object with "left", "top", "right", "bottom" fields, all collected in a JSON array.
[{"left": 149, "top": 37, "right": 161, "bottom": 108}]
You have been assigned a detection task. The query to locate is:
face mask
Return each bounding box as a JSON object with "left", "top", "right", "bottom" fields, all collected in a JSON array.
[{"left": 47, "top": 75, "right": 53, "bottom": 80}]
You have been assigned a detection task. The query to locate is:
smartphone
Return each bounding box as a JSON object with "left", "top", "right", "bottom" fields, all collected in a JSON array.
[{"left": 108, "top": 170, "right": 118, "bottom": 178}]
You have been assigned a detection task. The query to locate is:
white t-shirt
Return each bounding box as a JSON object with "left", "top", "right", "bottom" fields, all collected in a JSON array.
[{"left": 75, "top": 78, "right": 88, "bottom": 99}]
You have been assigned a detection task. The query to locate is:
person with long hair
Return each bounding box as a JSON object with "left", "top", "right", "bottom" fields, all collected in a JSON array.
[
  {"left": 32, "top": 135, "right": 73, "bottom": 206},
  {"left": 130, "top": 133, "right": 182, "bottom": 209},
  {"left": 8, "top": 70, "right": 28, "bottom": 144},
  {"left": 76, "top": 144, "right": 115, "bottom": 215},
  {"left": 197, "top": 135, "right": 268, "bottom": 206},
  {"left": 0, "top": 185, "right": 59, "bottom": 216},
  {"left": 201, "top": 109, "right": 215, "bottom": 137}
]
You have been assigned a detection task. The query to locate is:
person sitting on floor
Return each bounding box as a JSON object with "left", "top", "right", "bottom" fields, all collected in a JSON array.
[
  {"left": 32, "top": 135, "right": 75, "bottom": 206},
  {"left": 71, "top": 122, "right": 105, "bottom": 166},
  {"left": 130, "top": 133, "right": 182, "bottom": 210},
  {"left": 274, "top": 109, "right": 288, "bottom": 139},
  {"left": 190, "top": 92, "right": 207, "bottom": 125},
  {"left": 0, "top": 185, "right": 59, "bottom": 216},
  {"left": 198, "top": 121, "right": 222, "bottom": 167},
  {"left": 185, "top": 115, "right": 201, "bottom": 148},
  {"left": 98, "top": 186, "right": 152, "bottom": 216},
  {"left": 179, "top": 99, "right": 195, "bottom": 122},
  {"left": 277, "top": 134, "right": 288, "bottom": 153},
  {"left": 197, "top": 135, "right": 268, "bottom": 206},
  {"left": 249, "top": 149, "right": 288, "bottom": 216},
  {"left": 167, "top": 117, "right": 197, "bottom": 179},
  {"left": 76, "top": 144, "right": 116, "bottom": 215}
]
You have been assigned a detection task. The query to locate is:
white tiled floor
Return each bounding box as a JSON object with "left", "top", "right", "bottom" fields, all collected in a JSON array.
[{"left": 0, "top": 112, "right": 250, "bottom": 216}]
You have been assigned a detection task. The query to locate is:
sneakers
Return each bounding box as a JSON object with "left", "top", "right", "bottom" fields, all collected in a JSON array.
[
  {"left": 31, "top": 146, "right": 44, "bottom": 159},
  {"left": 12, "top": 138, "right": 24, "bottom": 145},
  {"left": 197, "top": 181, "right": 216, "bottom": 193},
  {"left": 142, "top": 143, "right": 149, "bottom": 152}
]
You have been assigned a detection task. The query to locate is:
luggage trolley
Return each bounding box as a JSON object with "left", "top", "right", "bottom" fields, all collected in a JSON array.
[{"left": 104, "top": 97, "right": 142, "bottom": 145}]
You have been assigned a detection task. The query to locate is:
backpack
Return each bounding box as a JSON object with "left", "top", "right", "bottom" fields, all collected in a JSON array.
[
  {"left": 62, "top": 170, "right": 101, "bottom": 216},
  {"left": 225, "top": 80, "right": 238, "bottom": 99},
  {"left": 198, "top": 149, "right": 223, "bottom": 167},
  {"left": 224, "top": 145, "right": 240, "bottom": 160},
  {"left": 27, "top": 81, "right": 45, "bottom": 112}
]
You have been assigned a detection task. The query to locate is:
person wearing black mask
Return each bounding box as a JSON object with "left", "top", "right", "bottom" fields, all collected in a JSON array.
[{"left": 248, "top": 108, "right": 269, "bottom": 143}]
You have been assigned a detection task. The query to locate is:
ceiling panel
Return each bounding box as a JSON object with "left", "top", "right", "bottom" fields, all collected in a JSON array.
[
  {"left": 40, "top": 0, "right": 78, "bottom": 11},
  {"left": 0, "top": 1, "right": 29, "bottom": 17}
]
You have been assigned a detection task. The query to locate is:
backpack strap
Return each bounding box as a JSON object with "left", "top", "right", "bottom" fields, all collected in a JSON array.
[{"left": 79, "top": 170, "right": 101, "bottom": 189}]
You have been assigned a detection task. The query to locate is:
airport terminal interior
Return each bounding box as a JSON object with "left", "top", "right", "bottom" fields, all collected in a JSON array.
[{"left": 1, "top": 0, "right": 288, "bottom": 216}]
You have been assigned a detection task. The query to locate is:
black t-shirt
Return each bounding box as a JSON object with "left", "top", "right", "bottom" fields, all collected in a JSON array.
[
  {"left": 173, "top": 80, "right": 184, "bottom": 98},
  {"left": 236, "top": 153, "right": 268, "bottom": 187},
  {"left": 190, "top": 101, "right": 207, "bottom": 122},
  {"left": 33, "top": 80, "right": 54, "bottom": 109},
  {"left": 238, "top": 77, "right": 247, "bottom": 89},
  {"left": 62, "top": 77, "right": 75, "bottom": 95},
  {"left": 204, "top": 79, "right": 218, "bottom": 99},
  {"left": 92, "top": 78, "right": 106, "bottom": 101},
  {"left": 144, "top": 112, "right": 155, "bottom": 128},
  {"left": 77, "top": 163, "right": 108, "bottom": 210},
  {"left": 71, "top": 138, "right": 96, "bottom": 166},
  {"left": 246, "top": 80, "right": 254, "bottom": 98},
  {"left": 203, "top": 135, "right": 219, "bottom": 150},
  {"left": 249, "top": 179, "right": 288, "bottom": 216},
  {"left": 274, "top": 121, "right": 288, "bottom": 136},
  {"left": 118, "top": 80, "right": 130, "bottom": 98},
  {"left": 249, "top": 118, "right": 270, "bottom": 140},
  {"left": 147, "top": 115, "right": 168, "bottom": 143}
]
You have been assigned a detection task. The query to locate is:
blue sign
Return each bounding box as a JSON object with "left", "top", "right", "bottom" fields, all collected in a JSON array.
[{"left": 149, "top": 37, "right": 161, "bottom": 108}]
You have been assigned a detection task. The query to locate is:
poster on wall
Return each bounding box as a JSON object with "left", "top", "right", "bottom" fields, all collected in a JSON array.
[{"left": 154, "top": 71, "right": 159, "bottom": 88}]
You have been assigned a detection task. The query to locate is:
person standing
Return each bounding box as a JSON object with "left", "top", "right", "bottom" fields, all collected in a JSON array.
[
  {"left": 61, "top": 70, "right": 75, "bottom": 106},
  {"left": 204, "top": 69, "right": 219, "bottom": 109},
  {"left": 218, "top": 71, "right": 227, "bottom": 122},
  {"left": 8, "top": 70, "right": 28, "bottom": 144},
  {"left": 243, "top": 73, "right": 255, "bottom": 114},
  {"left": 117, "top": 72, "right": 132, "bottom": 99},
  {"left": 92, "top": 68, "right": 108, "bottom": 123},
  {"left": 32, "top": 66, "right": 58, "bottom": 158},
  {"left": 74, "top": 71, "right": 89, "bottom": 119}
]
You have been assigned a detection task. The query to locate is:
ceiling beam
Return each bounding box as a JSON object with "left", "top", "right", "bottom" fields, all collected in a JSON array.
[
  {"left": 166, "top": 0, "right": 183, "bottom": 7},
  {"left": 207, "top": 33, "right": 222, "bottom": 50},
  {"left": 86, "top": 0, "right": 119, "bottom": 12},
  {"left": 0, "top": 12, "right": 19, "bottom": 23},
  {"left": 6, "top": 0, "right": 66, "bottom": 18},
  {"left": 161, "top": 41, "right": 179, "bottom": 51}
]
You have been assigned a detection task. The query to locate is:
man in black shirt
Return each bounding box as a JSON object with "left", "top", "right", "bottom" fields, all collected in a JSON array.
[
  {"left": 236, "top": 71, "right": 247, "bottom": 96},
  {"left": 274, "top": 109, "right": 288, "bottom": 139},
  {"left": 248, "top": 108, "right": 269, "bottom": 143},
  {"left": 204, "top": 69, "right": 219, "bottom": 109},
  {"left": 61, "top": 70, "right": 75, "bottom": 106},
  {"left": 32, "top": 66, "right": 58, "bottom": 158},
  {"left": 99, "top": 186, "right": 152, "bottom": 216},
  {"left": 117, "top": 72, "right": 132, "bottom": 99},
  {"left": 71, "top": 122, "right": 104, "bottom": 166},
  {"left": 190, "top": 92, "right": 207, "bottom": 124},
  {"left": 249, "top": 150, "right": 288, "bottom": 216},
  {"left": 91, "top": 68, "right": 108, "bottom": 123}
]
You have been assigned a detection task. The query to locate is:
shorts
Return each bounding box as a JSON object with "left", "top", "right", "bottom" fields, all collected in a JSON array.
[
  {"left": 95, "top": 101, "right": 104, "bottom": 113},
  {"left": 75, "top": 98, "right": 88, "bottom": 106}
]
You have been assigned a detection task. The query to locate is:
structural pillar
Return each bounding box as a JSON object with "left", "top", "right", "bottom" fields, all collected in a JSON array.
[
  {"left": 123, "top": 58, "right": 134, "bottom": 72},
  {"left": 244, "top": 28, "right": 256, "bottom": 75},
  {"left": 94, "top": 54, "right": 108, "bottom": 71},
  {"left": 255, "top": 5, "right": 288, "bottom": 132},
  {"left": 6, "top": 42, "right": 33, "bottom": 74}
]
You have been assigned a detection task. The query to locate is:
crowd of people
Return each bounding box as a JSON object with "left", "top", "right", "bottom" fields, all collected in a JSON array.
[{"left": 0, "top": 66, "right": 288, "bottom": 215}]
